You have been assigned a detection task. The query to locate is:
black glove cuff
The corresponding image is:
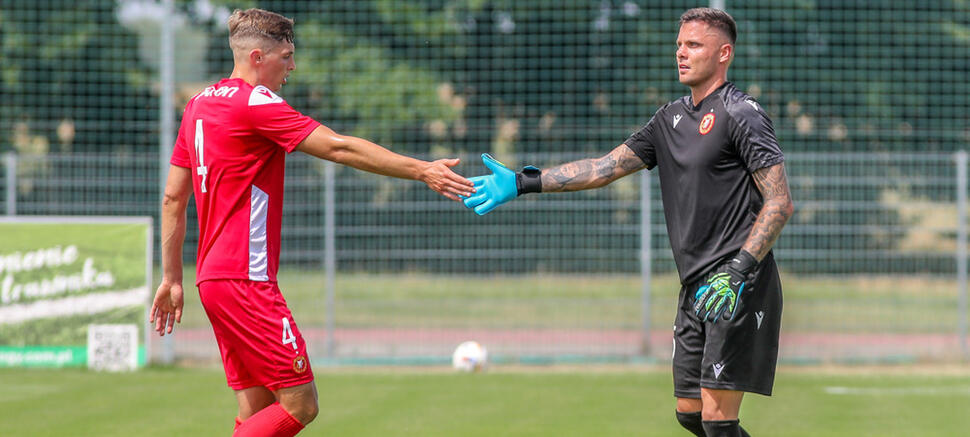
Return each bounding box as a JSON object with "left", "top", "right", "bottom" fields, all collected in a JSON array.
[
  {"left": 730, "top": 249, "right": 758, "bottom": 275},
  {"left": 516, "top": 166, "right": 542, "bottom": 195}
]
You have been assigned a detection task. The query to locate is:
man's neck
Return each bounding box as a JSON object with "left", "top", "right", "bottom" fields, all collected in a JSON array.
[
  {"left": 229, "top": 67, "right": 257, "bottom": 87},
  {"left": 689, "top": 77, "right": 727, "bottom": 107}
]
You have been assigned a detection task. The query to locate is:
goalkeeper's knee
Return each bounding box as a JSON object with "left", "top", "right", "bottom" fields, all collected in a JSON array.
[{"left": 675, "top": 411, "right": 705, "bottom": 437}]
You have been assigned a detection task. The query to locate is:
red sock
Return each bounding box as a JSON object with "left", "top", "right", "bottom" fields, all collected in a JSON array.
[{"left": 233, "top": 403, "right": 304, "bottom": 437}]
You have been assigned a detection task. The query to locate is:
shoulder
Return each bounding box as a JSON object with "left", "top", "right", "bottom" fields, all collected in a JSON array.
[
  {"left": 247, "top": 85, "right": 287, "bottom": 107},
  {"left": 655, "top": 98, "right": 687, "bottom": 117},
  {"left": 720, "top": 83, "right": 770, "bottom": 124},
  {"left": 644, "top": 98, "right": 685, "bottom": 128}
]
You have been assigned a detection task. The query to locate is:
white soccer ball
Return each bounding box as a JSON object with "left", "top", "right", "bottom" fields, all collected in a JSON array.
[{"left": 451, "top": 340, "right": 488, "bottom": 372}]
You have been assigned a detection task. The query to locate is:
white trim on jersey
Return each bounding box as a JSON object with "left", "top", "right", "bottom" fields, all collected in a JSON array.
[
  {"left": 249, "top": 185, "right": 270, "bottom": 281},
  {"left": 249, "top": 85, "right": 284, "bottom": 106}
]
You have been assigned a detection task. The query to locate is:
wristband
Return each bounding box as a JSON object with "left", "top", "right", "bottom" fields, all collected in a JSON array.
[
  {"left": 516, "top": 166, "right": 542, "bottom": 195},
  {"left": 731, "top": 249, "right": 758, "bottom": 275}
]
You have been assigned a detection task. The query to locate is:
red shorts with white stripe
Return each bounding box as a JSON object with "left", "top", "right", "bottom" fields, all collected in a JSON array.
[{"left": 198, "top": 279, "right": 314, "bottom": 391}]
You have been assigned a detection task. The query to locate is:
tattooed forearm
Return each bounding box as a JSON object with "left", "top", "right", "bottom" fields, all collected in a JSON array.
[
  {"left": 743, "top": 163, "right": 794, "bottom": 260},
  {"left": 544, "top": 159, "right": 598, "bottom": 192},
  {"left": 541, "top": 144, "right": 646, "bottom": 192}
]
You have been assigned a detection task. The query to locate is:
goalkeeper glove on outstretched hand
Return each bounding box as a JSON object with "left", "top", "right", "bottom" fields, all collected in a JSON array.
[
  {"left": 693, "top": 250, "right": 758, "bottom": 323},
  {"left": 461, "top": 153, "right": 542, "bottom": 215}
]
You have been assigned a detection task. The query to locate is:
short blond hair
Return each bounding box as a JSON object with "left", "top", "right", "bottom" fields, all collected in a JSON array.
[{"left": 227, "top": 8, "right": 294, "bottom": 56}]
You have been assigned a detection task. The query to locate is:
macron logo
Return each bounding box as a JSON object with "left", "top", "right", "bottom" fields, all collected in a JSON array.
[
  {"left": 672, "top": 114, "right": 683, "bottom": 129},
  {"left": 756, "top": 311, "right": 765, "bottom": 330},
  {"left": 249, "top": 86, "right": 284, "bottom": 106},
  {"left": 745, "top": 99, "right": 759, "bottom": 111},
  {"left": 712, "top": 363, "right": 725, "bottom": 379}
]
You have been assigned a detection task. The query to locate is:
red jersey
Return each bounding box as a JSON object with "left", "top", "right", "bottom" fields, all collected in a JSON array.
[{"left": 171, "top": 78, "right": 320, "bottom": 284}]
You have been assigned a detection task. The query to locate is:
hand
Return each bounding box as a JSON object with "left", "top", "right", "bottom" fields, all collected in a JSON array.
[
  {"left": 462, "top": 154, "right": 541, "bottom": 215},
  {"left": 150, "top": 280, "right": 184, "bottom": 336},
  {"left": 693, "top": 250, "right": 758, "bottom": 322},
  {"left": 419, "top": 158, "right": 475, "bottom": 201}
]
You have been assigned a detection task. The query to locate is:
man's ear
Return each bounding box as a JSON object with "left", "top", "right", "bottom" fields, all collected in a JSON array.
[
  {"left": 719, "top": 44, "right": 733, "bottom": 64},
  {"left": 249, "top": 48, "right": 264, "bottom": 65}
]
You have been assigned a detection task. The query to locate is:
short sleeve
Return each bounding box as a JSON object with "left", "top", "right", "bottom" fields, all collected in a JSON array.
[
  {"left": 624, "top": 115, "right": 660, "bottom": 170},
  {"left": 727, "top": 99, "right": 784, "bottom": 172},
  {"left": 170, "top": 127, "right": 191, "bottom": 168},
  {"left": 246, "top": 86, "right": 321, "bottom": 153}
]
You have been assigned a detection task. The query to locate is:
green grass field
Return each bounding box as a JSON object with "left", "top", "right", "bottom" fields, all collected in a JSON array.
[{"left": 2, "top": 366, "right": 969, "bottom": 436}]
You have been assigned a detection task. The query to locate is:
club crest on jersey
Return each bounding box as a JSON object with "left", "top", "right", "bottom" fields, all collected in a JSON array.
[
  {"left": 249, "top": 85, "right": 284, "bottom": 106},
  {"left": 293, "top": 355, "right": 308, "bottom": 373},
  {"left": 699, "top": 112, "right": 716, "bottom": 135}
]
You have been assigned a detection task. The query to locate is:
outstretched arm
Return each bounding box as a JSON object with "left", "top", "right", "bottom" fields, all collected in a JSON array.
[
  {"left": 295, "top": 125, "right": 473, "bottom": 201},
  {"left": 741, "top": 163, "right": 794, "bottom": 260},
  {"left": 541, "top": 144, "right": 646, "bottom": 192},
  {"left": 462, "top": 144, "right": 646, "bottom": 215}
]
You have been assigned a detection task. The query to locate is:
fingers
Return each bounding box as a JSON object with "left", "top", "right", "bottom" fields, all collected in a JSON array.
[
  {"left": 481, "top": 153, "right": 511, "bottom": 175},
  {"left": 463, "top": 191, "right": 488, "bottom": 208},
  {"left": 429, "top": 162, "right": 474, "bottom": 196},
  {"left": 436, "top": 191, "right": 462, "bottom": 202},
  {"left": 474, "top": 198, "right": 497, "bottom": 215},
  {"left": 154, "top": 309, "right": 165, "bottom": 336}
]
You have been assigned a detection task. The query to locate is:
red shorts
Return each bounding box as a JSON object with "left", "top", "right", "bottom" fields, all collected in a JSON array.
[{"left": 198, "top": 279, "right": 314, "bottom": 391}]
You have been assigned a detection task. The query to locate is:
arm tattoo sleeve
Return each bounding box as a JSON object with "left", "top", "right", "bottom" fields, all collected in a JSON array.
[
  {"left": 541, "top": 145, "right": 645, "bottom": 192},
  {"left": 743, "top": 163, "right": 794, "bottom": 260}
]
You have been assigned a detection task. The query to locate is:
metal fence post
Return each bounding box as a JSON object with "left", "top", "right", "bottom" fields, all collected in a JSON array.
[
  {"left": 158, "top": 0, "right": 176, "bottom": 366},
  {"left": 956, "top": 150, "right": 968, "bottom": 360},
  {"left": 640, "top": 170, "right": 652, "bottom": 356},
  {"left": 324, "top": 161, "right": 336, "bottom": 357},
  {"left": 4, "top": 153, "right": 15, "bottom": 216}
]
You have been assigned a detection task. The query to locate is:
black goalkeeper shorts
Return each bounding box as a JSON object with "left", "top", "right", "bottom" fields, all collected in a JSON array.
[{"left": 672, "top": 252, "right": 783, "bottom": 398}]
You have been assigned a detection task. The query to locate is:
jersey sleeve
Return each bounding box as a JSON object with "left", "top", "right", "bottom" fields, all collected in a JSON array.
[
  {"left": 623, "top": 107, "right": 663, "bottom": 170},
  {"left": 246, "top": 86, "right": 321, "bottom": 153},
  {"left": 170, "top": 125, "right": 192, "bottom": 168},
  {"left": 727, "top": 99, "right": 785, "bottom": 172}
]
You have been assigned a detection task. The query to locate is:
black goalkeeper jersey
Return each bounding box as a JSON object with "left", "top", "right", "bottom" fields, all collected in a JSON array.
[{"left": 624, "top": 82, "right": 784, "bottom": 285}]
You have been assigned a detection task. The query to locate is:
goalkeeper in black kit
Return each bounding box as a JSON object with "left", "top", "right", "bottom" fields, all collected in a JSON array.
[{"left": 461, "top": 8, "right": 793, "bottom": 437}]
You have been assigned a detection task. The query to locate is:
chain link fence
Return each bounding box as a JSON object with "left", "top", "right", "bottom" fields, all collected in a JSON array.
[
  {"left": 1, "top": 1, "right": 968, "bottom": 365},
  {"left": 2, "top": 151, "right": 968, "bottom": 364}
]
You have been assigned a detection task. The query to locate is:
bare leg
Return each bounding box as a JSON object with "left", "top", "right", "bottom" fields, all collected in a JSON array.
[
  {"left": 235, "top": 386, "right": 276, "bottom": 420},
  {"left": 276, "top": 381, "right": 319, "bottom": 425},
  {"left": 700, "top": 388, "right": 744, "bottom": 420}
]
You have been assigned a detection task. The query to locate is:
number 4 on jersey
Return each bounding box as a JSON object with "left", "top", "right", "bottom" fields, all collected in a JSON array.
[
  {"left": 194, "top": 119, "right": 209, "bottom": 193},
  {"left": 282, "top": 317, "right": 298, "bottom": 350}
]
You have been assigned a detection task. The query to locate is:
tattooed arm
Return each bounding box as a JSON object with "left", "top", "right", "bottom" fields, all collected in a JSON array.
[
  {"left": 541, "top": 144, "right": 646, "bottom": 192},
  {"left": 741, "top": 163, "right": 794, "bottom": 261}
]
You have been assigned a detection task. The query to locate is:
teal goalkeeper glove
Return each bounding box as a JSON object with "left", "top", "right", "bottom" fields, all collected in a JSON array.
[
  {"left": 461, "top": 153, "right": 541, "bottom": 215},
  {"left": 693, "top": 250, "right": 758, "bottom": 323}
]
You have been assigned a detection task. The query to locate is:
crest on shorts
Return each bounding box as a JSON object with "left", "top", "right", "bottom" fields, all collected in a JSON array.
[
  {"left": 699, "top": 112, "right": 716, "bottom": 135},
  {"left": 293, "top": 355, "right": 308, "bottom": 373}
]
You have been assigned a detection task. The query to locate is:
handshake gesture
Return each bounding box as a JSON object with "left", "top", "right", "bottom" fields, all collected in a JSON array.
[{"left": 461, "top": 154, "right": 542, "bottom": 215}]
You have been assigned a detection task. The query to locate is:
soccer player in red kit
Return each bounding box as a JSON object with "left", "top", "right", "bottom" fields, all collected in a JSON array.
[{"left": 149, "top": 8, "right": 473, "bottom": 436}]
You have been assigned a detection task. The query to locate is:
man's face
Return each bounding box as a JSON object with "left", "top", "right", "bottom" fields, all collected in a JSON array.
[
  {"left": 675, "top": 21, "right": 729, "bottom": 87},
  {"left": 259, "top": 41, "right": 296, "bottom": 92}
]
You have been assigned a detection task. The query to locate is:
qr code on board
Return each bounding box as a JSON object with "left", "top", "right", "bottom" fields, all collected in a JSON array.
[{"left": 87, "top": 324, "right": 138, "bottom": 372}]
